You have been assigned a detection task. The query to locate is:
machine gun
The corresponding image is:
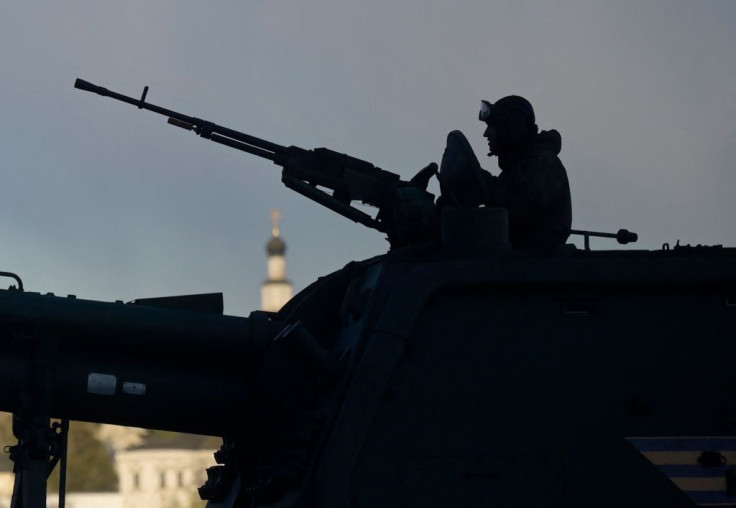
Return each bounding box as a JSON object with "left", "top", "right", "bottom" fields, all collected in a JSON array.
[{"left": 74, "top": 78, "right": 435, "bottom": 246}]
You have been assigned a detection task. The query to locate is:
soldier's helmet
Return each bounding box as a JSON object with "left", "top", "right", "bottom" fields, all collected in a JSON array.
[{"left": 479, "top": 95, "right": 538, "bottom": 150}]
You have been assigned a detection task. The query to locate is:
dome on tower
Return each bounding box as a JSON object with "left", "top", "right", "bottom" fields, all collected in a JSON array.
[{"left": 266, "top": 235, "right": 286, "bottom": 256}]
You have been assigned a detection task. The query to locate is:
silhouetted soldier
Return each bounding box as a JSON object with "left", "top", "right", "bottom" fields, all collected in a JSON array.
[{"left": 435, "top": 96, "right": 572, "bottom": 251}]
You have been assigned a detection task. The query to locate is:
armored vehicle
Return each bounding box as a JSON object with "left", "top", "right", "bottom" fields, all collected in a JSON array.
[{"left": 0, "top": 81, "right": 733, "bottom": 507}]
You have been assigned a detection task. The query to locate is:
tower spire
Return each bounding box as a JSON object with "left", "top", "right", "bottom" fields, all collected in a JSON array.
[
  {"left": 261, "top": 209, "right": 293, "bottom": 312},
  {"left": 271, "top": 209, "right": 281, "bottom": 237}
]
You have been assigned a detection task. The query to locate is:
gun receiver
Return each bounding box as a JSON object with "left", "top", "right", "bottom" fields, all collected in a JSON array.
[{"left": 74, "top": 78, "right": 416, "bottom": 238}]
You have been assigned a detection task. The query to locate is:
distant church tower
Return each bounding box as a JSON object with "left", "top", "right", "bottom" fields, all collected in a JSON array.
[{"left": 261, "top": 210, "right": 293, "bottom": 312}]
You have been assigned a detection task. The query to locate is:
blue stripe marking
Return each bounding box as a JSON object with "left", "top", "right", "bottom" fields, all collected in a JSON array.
[
  {"left": 657, "top": 465, "right": 733, "bottom": 478},
  {"left": 688, "top": 490, "right": 736, "bottom": 504},
  {"left": 627, "top": 437, "right": 736, "bottom": 451}
]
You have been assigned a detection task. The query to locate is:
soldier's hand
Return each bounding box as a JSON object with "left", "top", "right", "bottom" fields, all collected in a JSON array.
[{"left": 409, "top": 162, "right": 438, "bottom": 191}]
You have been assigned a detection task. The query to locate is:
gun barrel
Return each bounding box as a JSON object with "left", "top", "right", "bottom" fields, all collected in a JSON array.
[
  {"left": 73, "top": 78, "right": 100, "bottom": 94},
  {"left": 0, "top": 289, "right": 272, "bottom": 435},
  {"left": 75, "top": 78, "right": 287, "bottom": 158}
]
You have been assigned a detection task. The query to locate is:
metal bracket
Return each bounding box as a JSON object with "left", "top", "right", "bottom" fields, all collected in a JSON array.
[
  {"left": 138, "top": 86, "right": 149, "bottom": 109},
  {"left": 8, "top": 334, "right": 65, "bottom": 508},
  {"left": 0, "top": 271, "right": 24, "bottom": 291}
]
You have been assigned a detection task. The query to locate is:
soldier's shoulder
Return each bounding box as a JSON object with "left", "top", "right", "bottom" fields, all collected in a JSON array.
[
  {"left": 535, "top": 129, "right": 562, "bottom": 152},
  {"left": 528, "top": 149, "right": 564, "bottom": 176}
]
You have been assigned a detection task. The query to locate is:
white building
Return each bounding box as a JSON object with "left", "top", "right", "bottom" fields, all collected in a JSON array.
[
  {"left": 46, "top": 493, "right": 122, "bottom": 508},
  {"left": 115, "top": 432, "right": 219, "bottom": 508},
  {"left": 0, "top": 428, "right": 217, "bottom": 508}
]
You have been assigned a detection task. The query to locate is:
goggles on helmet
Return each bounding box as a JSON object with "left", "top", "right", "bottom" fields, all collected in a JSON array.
[{"left": 479, "top": 100, "right": 493, "bottom": 122}]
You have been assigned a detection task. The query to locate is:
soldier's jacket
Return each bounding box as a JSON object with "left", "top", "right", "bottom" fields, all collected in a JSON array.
[{"left": 485, "top": 129, "right": 572, "bottom": 251}]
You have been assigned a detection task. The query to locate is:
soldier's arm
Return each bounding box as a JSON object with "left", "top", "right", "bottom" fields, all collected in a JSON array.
[{"left": 495, "top": 153, "right": 567, "bottom": 225}]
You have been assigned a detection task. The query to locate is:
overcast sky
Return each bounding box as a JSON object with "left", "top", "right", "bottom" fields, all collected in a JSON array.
[{"left": 1, "top": 1, "right": 734, "bottom": 315}]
